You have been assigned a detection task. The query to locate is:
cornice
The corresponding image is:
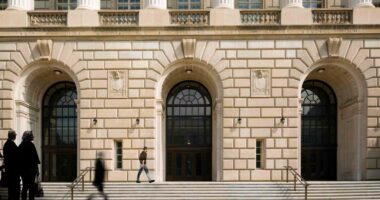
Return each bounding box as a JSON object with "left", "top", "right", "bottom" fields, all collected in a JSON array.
[{"left": 0, "top": 25, "right": 380, "bottom": 40}]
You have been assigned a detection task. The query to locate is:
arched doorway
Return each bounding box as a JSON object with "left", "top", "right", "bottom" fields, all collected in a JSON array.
[
  {"left": 301, "top": 80, "right": 337, "bottom": 180},
  {"left": 42, "top": 82, "right": 77, "bottom": 182},
  {"left": 166, "top": 81, "right": 212, "bottom": 181}
]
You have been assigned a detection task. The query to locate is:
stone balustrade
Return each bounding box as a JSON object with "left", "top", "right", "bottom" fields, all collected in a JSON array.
[
  {"left": 99, "top": 11, "right": 139, "bottom": 26},
  {"left": 312, "top": 9, "right": 353, "bottom": 24},
  {"left": 29, "top": 11, "right": 67, "bottom": 26},
  {"left": 241, "top": 10, "right": 281, "bottom": 25},
  {"left": 170, "top": 10, "right": 209, "bottom": 25}
]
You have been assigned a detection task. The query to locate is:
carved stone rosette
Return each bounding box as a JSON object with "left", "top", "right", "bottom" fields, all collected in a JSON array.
[
  {"left": 36, "top": 39, "right": 53, "bottom": 60},
  {"left": 251, "top": 69, "right": 271, "bottom": 97},
  {"left": 182, "top": 39, "right": 196, "bottom": 58},
  {"left": 108, "top": 70, "right": 127, "bottom": 98},
  {"left": 327, "top": 37, "right": 342, "bottom": 57}
]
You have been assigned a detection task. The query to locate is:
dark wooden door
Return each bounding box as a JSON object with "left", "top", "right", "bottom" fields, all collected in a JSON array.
[
  {"left": 42, "top": 82, "right": 77, "bottom": 182},
  {"left": 166, "top": 81, "right": 212, "bottom": 181},
  {"left": 301, "top": 81, "right": 337, "bottom": 180}
]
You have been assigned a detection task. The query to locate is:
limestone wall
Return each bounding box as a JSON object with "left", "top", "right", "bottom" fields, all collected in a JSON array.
[{"left": 0, "top": 36, "right": 380, "bottom": 181}]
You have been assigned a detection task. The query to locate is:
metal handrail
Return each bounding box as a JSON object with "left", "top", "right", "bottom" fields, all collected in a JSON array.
[
  {"left": 284, "top": 166, "right": 309, "bottom": 200},
  {"left": 66, "top": 167, "right": 94, "bottom": 200}
]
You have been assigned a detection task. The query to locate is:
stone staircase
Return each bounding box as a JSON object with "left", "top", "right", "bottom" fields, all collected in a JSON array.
[{"left": 0, "top": 181, "right": 380, "bottom": 200}]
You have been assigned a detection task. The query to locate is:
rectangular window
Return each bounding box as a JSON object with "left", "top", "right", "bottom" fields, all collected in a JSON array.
[
  {"left": 57, "top": 0, "right": 77, "bottom": 10},
  {"left": 0, "top": 0, "right": 7, "bottom": 10},
  {"left": 256, "top": 140, "right": 263, "bottom": 169},
  {"left": 118, "top": 0, "right": 140, "bottom": 10},
  {"left": 303, "top": 0, "right": 323, "bottom": 8},
  {"left": 237, "top": 0, "right": 263, "bottom": 9},
  {"left": 101, "top": 0, "right": 113, "bottom": 9},
  {"left": 177, "top": 0, "right": 202, "bottom": 9},
  {"left": 115, "top": 141, "right": 123, "bottom": 169},
  {"left": 35, "top": 0, "right": 51, "bottom": 9}
]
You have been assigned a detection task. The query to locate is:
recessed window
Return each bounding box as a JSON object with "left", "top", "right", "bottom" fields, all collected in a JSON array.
[
  {"left": 115, "top": 141, "right": 123, "bottom": 169},
  {"left": 303, "top": 0, "right": 323, "bottom": 8},
  {"left": 118, "top": 0, "right": 140, "bottom": 10},
  {"left": 256, "top": 140, "right": 263, "bottom": 169},
  {"left": 0, "top": 0, "right": 7, "bottom": 10},
  {"left": 177, "top": 0, "right": 201, "bottom": 9},
  {"left": 237, "top": 0, "right": 263, "bottom": 9},
  {"left": 57, "top": 0, "right": 77, "bottom": 10},
  {"left": 101, "top": 0, "right": 113, "bottom": 9}
]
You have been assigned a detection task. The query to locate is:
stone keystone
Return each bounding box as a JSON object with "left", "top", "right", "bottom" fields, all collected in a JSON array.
[
  {"left": 36, "top": 39, "right": 53, "bottom": 60},
  {"left": 182, "top": 39, "right": 196, "bottom": 58},
  {"left": 327, "top": 38, "right": 342, "bottom": 57}
]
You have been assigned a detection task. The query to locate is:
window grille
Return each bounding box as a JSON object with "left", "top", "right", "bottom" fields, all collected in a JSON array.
[
  {"left": 57, "top": 0, "right": 77, "bottom": 10},
  {"left": 101, "top": 0, "right": 113, "bottom": 9},
  {"left": 256, "top": 140, "right": 263, "bottom": 169},
  {"left": 237, "top": 0, "right": 263, "bottom": 9},
  {"left": 177, "top": 0, "right": 201, "bottom": 9},
  {"left": 115, "top": 141, "right": 123, "bottom": 169},
  {"left": 303, "top": 0, "right": 323, "bottom": 8},
  {"left": 118, "top": 0, "right": 140, "bottom": 10}
]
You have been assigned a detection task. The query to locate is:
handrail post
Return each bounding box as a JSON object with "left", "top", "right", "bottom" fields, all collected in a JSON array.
[
  {"left": 70, "top": 187, "right": 74, "bottom": 200},
  {"left": 82, "top": 176, "right": 84, "bottom": 191},
  {"left": 293, "top": 174, "right": 297, "bottom": 191},
  {"left": 89, "top": 168, "right": 92, "bottom": 182},
  {"left": 305, "top": 184, "right": 308, "bottom": 200}
]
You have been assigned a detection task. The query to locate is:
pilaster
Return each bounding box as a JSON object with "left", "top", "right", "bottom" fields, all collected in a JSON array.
[
  {"left": 77, "top": 0, "right": 100, "bottom": 10},
  {"left": 144, "top": 0, "right": 167, "bottom": 9},
  {"left": 351, "top": 0, "right": 375, "bottom": 7},
  {"left": 280, "top": 0, "right": 303, "bottom": 8}
]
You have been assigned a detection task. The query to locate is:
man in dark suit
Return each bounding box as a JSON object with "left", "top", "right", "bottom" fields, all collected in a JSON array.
[
  {"left": 3, "top": 130, "right": 20, "bottom": 200},
  {"left": 90, "top": 152, "right": 108, "bottom": 200}
]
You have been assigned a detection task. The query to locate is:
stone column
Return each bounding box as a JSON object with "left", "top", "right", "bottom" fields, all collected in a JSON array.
[
  {"left": 144, "top": 0, "right": 167, "bottom": 9},
  {"left": 155, "top": 99, "right": 165, "bottom": 182},
  {"left": 351, "top": 0, "right": 374, "bottom": 7},
  {"left": 77, "top": 0, "right": 100, "bottom": 10},
  {"left": 7, "top": 0, "right": 34, "bottom": 10},
  {"left": 281, "top": 0, "right": 303, "bottom": 8},
  {"left": 212, "top": 0, "right": 234, "bottom": 9}
]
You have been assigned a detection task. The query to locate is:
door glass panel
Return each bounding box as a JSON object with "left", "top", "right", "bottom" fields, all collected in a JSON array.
[
  {"left": 42, "top": 82, "right": 77, "bottom": 182},
  {"left": 166, "top": 81, "right": 212, "bottom": 181},
  {"left": 301, "top": 80, "right": 337, "bottom": 180}
]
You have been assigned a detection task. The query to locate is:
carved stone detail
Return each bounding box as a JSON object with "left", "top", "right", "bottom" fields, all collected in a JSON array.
[
  {"left": 36, "top": 39, "right": 53, "bottom": 60},
  {"left": 327, "top": 37, "right": 343, "bottom": 57},
  {"left": 251, "top": 70, "right": 271, "bottom": 96},
  {"left": 108, "top": 71, "right": 127, "bottom": 98},
  {"left": 182, "top": 39, "right": 196, "bottom": 58}
]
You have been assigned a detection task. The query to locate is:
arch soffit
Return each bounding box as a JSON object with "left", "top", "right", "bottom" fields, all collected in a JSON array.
[
  {"left": 156, "top": 59, "right": 224, "bottom": 104},
  {"left": 298, "top": 58, "right": 368, "bottom": 104},
  {"left": 14, "top": 59, "right": 80, "bottom": 108}
]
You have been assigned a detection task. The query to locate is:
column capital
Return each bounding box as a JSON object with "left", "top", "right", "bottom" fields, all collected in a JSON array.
[
  {"left": 281, "top": 0, "right": 303, "bottom": 8},
  {"left": 351, "top": 0, "right": 375, "bottom": 8},
  {"left": 7, "top": 0, "right": 34, "bottom": 10},
  {"left": 77, "top": 0, "right": 100, "bottom": 10}
]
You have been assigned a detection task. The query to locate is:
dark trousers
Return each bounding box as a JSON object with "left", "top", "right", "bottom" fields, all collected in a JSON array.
[
  {"left": 21, "top": 173, "right": 35, "bottom": 200},
  {"left": 8, "top": 173, "right": 20, "bottom": 200},
  {"left": 136, "top": 164, "right": 152, "bottom": 181},
  {"left": 8, "top": 182, "right": 20, "bottom": 200}
]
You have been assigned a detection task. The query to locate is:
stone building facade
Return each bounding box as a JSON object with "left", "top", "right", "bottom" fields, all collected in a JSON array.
[{"left": 0, "top": 0, "right": 380, "bottom": 182}]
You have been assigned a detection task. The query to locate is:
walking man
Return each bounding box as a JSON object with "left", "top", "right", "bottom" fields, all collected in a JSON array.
[
  {"left": 3, "top": 130, "right": 20, "bottom": 200},
  {"left": 89, "top": 152, "right": 108, "bottom": 200},
  {"left": 136, "top": 147, "right": 154, "bottom": 183}
]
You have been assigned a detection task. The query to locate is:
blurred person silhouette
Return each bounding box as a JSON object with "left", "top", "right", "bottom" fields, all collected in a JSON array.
[
  {"left": 3, "top": 130, "right": 21, "bottom": 200},
  {"left": 88, "top": 152, "right": 108, "bottom": 200},
  {"left": 19, "top": 131, "right": 40, "bottom": 200},
  {"left": 136, "top": 146, "right": 154, "bottom": 183}
]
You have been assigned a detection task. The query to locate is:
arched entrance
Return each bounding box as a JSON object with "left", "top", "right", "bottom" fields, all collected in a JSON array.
[
  {"left": 42, "top": 82, "right": 77, "bottom": 182},
  {"left": 299, "top": 59, "right": 367, "bottom": 181},
  {"left": 301, "top": 80, "right": 337, "bottom": 180},
  {"left": 166, "top": 81, "right": 212, "bottom": 181}
]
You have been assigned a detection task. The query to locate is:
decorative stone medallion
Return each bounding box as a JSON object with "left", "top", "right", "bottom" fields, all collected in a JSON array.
[
  {"left": 108, "top": 70, "right": 127, "bottom": 98},
  {"left": 251, "top": 69, "right": 271, "bottom": 96}
]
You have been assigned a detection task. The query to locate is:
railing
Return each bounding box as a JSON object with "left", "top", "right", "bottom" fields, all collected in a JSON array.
[
  {"left": 284, "top": 166, "right": 309, "bottom": 200},
  {"left": 240, "top": 9, "right": 281, "bottom": 25},
  {"left": 99, "top": 10, "right": 139, "bottom": 26},
  {"left": 29, "top": 11, "right": 67, "bottom": 26},
  {"left": 170, "top": 10, "right": 209, "bottom": 25},
  {"left": 66, "top": 167, "right": 94, "bottom": 200},
  {"left": 312, "top": 9, "right": 352, "bottom": 24}
]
